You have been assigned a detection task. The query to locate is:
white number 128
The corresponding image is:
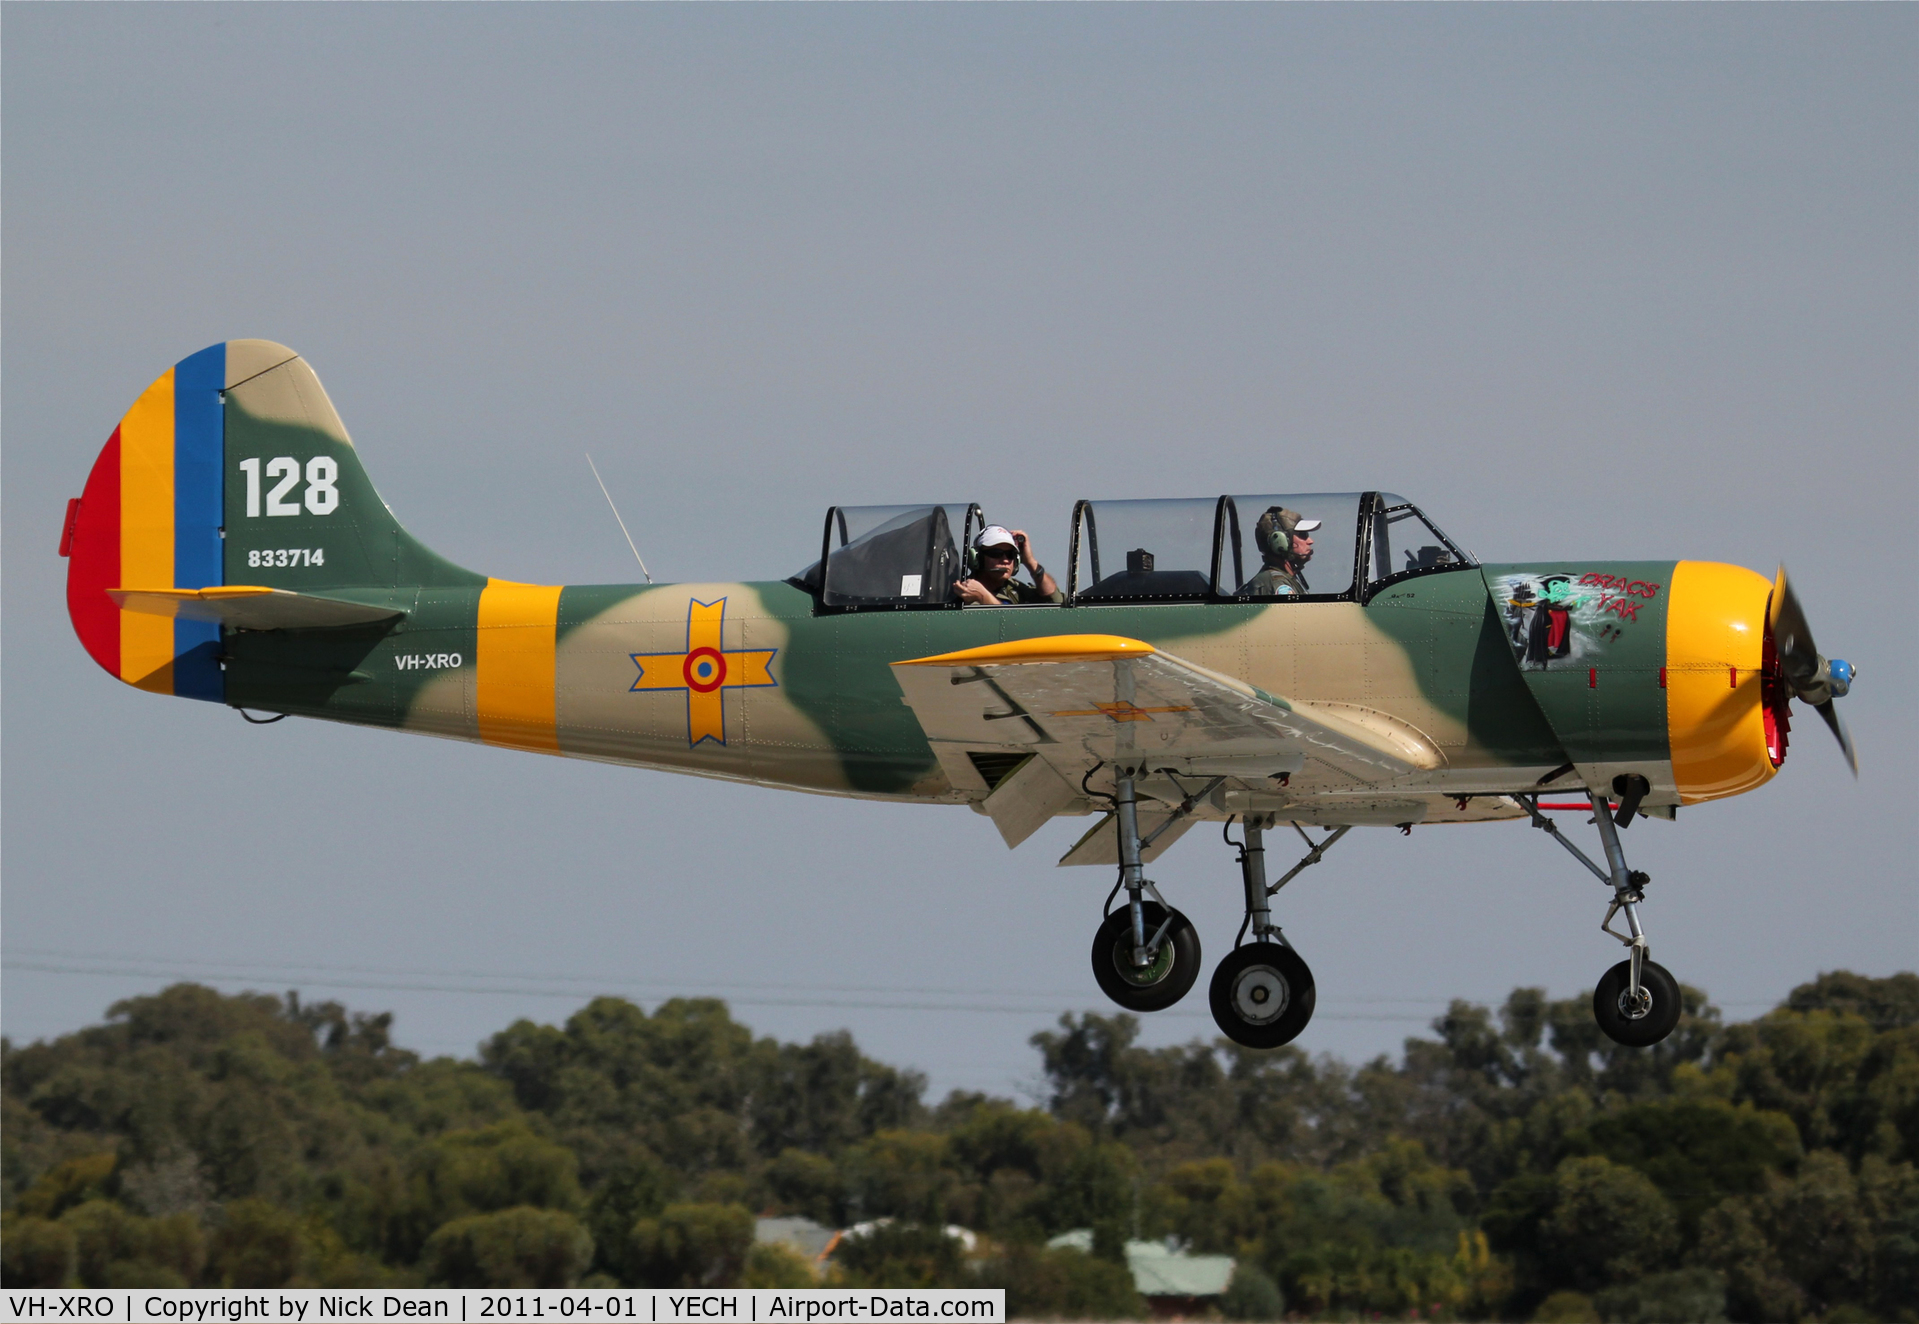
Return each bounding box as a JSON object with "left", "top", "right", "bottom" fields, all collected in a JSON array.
[{"left": 239, "top": 456, "right": 340, "bottom": 517}]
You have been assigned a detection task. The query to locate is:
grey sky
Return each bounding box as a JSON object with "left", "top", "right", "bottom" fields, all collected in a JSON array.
[{"left": 5, "top": 4, "right": 1913, "bottom": 1097}]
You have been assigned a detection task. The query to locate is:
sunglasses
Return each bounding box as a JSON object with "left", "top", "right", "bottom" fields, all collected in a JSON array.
[{"left": 978, "top": 546, "right": 1018, "bottom": 559}]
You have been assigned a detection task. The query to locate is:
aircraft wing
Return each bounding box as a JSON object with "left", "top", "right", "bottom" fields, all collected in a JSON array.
[{"left": 891, "top": 634, "right": 1438, "bottom": 849}]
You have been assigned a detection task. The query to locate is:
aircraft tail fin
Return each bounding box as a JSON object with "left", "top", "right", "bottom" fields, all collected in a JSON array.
[{"left": 62, "top": 341, "right": 482, "bottom": 699}]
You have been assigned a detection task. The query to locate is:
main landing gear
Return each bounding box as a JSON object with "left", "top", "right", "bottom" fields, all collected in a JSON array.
[
  {"left": 1206, "top": 817, "right": 1347, "bottom": 1049},
  {"left": 1087, "top": 765, "right": 1351, "bottom": 1050},
  {"left": 1518, "top": 781, "right": 1683, "bottom": 1047},
  {"left": 1089, "top": 771, "right": 1204, "bottom": 1012}
]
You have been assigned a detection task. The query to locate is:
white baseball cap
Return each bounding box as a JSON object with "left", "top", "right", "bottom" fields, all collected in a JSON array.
[
  {"left": 1294, "top": 518, "right": 1323, "bottom": 533},
  {"left": 975, "top": 525, "right": 1019, "bottom": 550}
]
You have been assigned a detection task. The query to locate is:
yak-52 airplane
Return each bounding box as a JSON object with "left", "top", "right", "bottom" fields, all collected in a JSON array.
[{"left": 61, "top": 342, "right": 1859, "bottom": 1050}]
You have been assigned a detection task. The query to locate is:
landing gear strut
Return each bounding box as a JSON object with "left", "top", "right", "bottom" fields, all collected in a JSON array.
[
  {"left": 1519, "top": 786, "right": 1682, "bottom": 1047},
  {"left": 1089, "top": 769, "right": 1202, "bottom": 1011},
  {"left": 1206, "top": 817, "right": 1347, "bottom": 1049}
]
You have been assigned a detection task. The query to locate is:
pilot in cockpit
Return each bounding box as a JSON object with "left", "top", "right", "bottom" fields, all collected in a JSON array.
[
  {"left": 1244, "top": 507, "right": 1322, "bottom": 597},
  {"left": 955, "top": 526, "right": 1065, "bottom": 606}
]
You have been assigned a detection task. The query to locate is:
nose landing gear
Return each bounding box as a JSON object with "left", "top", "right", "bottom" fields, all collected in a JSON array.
[{"left": 1519, "top": 786, "right": 1682, "bottom": 1047}]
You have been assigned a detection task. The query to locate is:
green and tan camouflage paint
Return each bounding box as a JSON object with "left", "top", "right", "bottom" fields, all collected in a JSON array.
[{"left": 101, "top": 343, "right": 1733, "bottom": 827}]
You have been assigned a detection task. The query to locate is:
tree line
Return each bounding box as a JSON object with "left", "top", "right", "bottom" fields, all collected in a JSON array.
[{"left": 3, "top": 971, "right": 1914, "bottom": 1322}]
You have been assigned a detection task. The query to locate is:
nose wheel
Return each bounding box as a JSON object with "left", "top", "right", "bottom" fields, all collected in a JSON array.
[{"left": 1593, "top": 957, "right": 1681, "bottom": 1046}]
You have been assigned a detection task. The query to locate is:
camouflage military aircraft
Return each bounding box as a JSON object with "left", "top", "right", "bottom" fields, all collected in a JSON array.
[{"left": 61, "top": 342, "right": 1859, "bottom": 1050}]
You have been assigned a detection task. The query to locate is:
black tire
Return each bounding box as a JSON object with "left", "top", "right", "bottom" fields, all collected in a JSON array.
[
  {"left": 1091, "top": 902, "right": 1202, "bottom": 1012},
  {"left": 1209, "top": 942, "right": 1316, "bottom": 1049},
  {"left": 1593, "top": 958, "right": 1682, "bottom": 1047}
]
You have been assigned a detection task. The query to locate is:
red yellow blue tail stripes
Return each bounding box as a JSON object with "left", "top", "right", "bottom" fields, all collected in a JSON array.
[
  {"left": 630, "top": 598, "right": 777, "bottom": 746},
  {"left": 64, "top": 344, "right": 228, "bottom": 700}
]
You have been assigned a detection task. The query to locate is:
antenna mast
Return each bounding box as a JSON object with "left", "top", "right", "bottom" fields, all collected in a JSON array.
[{"left": 585, "top": 452, "right": 651, "bottom": 584}]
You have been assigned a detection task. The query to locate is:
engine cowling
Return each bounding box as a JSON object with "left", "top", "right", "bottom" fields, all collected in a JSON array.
[{"left": 1665, "top": 560, "right": 1785, "bottom": 804}]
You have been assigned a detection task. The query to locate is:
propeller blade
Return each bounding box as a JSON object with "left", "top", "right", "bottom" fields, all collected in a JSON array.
[
  {"left": 1771, "top": 565, "right": 1857, "bottom": 774},
  {"left": 1815, "top": 700, "right": 1859, "bottom": 778},
  {"left": 1769, "top": 565, "right": 1820, "bottom": 690}
]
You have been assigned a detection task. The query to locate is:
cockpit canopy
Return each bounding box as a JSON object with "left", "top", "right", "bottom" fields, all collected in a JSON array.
[
  {"left": 798, "top": 504, "right": 982, "bottom": 608},
  {"left": 1070, "top": 498, "right": 1217, "bottom": 602},
  {"left": 1212, "top": 493, "right": 1364, "bottom": 598},
  {"left": 792, "top": 493, "right": 1469, "bottom": 609}
]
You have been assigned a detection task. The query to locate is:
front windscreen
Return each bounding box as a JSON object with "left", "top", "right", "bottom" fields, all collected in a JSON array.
[
  {"left": 1072, "top": 498, "right": 1218, "bottom": 602},
  {"left": 1217, "top": 493, "right": 1363, "bottom": 598},
  {"left": 1366, "top": 494, "right": 1472, "bottom": 588},
  {"left": 818, "top": 504, "right": 973, "bottom": 607}
]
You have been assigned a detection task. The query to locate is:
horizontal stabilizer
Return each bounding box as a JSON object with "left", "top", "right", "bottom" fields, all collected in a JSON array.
[{"left": 107, "top": 586, "right": 404, "bottom": 631}]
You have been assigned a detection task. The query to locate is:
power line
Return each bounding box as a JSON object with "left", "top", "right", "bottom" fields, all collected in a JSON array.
[
  {"left": 2, "top": 945, "right": 1780, "bottom": 1009},
  {"left": 6, "top": 945, "right": 1102, "bottom": 1001},
  {"left": 2, "top": 959, "right": 1436, "bottom": 1023}
]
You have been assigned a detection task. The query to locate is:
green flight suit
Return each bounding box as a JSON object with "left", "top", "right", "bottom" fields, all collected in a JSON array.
[
  {"left": 1244, "top": 565, "right": 1307, "bottom": 597},
  {"left": 993, "top": 576, "right": 1066, "bottom": 605}
]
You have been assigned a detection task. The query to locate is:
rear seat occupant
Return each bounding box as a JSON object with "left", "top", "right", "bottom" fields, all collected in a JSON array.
[
  {"left": 956, "top": 525, "right": 1064, "bottom": 605},
  {"left": 1245, "top": 507, "right": 1322, "bottom": 597}
]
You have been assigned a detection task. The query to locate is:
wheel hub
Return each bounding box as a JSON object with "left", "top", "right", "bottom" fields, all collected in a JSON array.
[
  {"left": 1231, "top": 963, "right": 1290, "bottom": 1024},
  {"left": 1114, "top": 940, "right": 1172, "bottom": 989},
  {"left": 1617, "top": 986, "right": 1654, "bottom": 1021}
]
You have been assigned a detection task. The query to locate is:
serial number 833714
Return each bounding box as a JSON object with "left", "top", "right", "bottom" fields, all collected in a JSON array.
[{"left": 248, "top": 548, "right": 325, "bottom": 568}]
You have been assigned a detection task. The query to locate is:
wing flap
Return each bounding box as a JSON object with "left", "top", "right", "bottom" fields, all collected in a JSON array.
[
  {"left": 1056, "top": 808, "right": 1197, "bottom": 867},
  {"left": 108, "top": 585, "right": 405, "bottom": 630},
  {"left": 981, "top": 753, "right": 1082, "bottom": 849}
]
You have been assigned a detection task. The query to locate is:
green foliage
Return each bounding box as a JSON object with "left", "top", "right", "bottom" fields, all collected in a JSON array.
[
  {"left": 1540, "top": 1156, "right": 1677, "bottom": 1293},
  {"left": 16, "top": 1152, "right": 118, "bottom": 1219},
  {"left": 1219, "top": 1263, "right": 1284, "bottom": 1320},
  {"left": 628, "top": 1202, "right": 753, "bottom": 1288},
  {"left": 979, "top": 1243, "right": 1145, "bottom": 1320},
  {"left": 742, "top": 1241, "right": 817, "bottom": 1288},
  {"left": 755, "top": 1031, "right": 928, "bottom": 1157},
  {"left": 1592, "top": 1267, "right": 1728, "bottom": 1324},
  {"left": 834, "top": 1222, "right": 965, "bottom": 1288},
  {"left": 1786, "top": 971, "right": 1919, "bottom": 1029},
  {"left": 1530, "top": 1290, "right": 1599, "bottom": 1323},
  {"left": 1697, "top": 1149, "right": 1898, "bottom": 1323},
  {"left": 422, "top": 1206, "right": 594, "bottom": 1288},
  {"left": 1, "top": 1214, "right": 77, "bottom": 1287},
  {"left": 1486, "top": 1155, "right": 1677, "bottom": 1303},
  {"left": 842, "top": 1131, "right": 954, "bottom": 1224},
  {"left": 1566, "top": 1098, "right": 1801, "bottom": 1236},
  {"left": 62, "top": 1198, "right": 205, "bottom": 1287},
  {"left": 584, "top": 1148, "right": 675, "bottom": 1283},
  {"left": 417, "top": 1120, "right": 582, "bottom": 1219},
  {"left": 207, "top": 1198, "right": 305, "bottom": 1287},
  {"left": 2, "top": 971, "right": 1914, "bottom": 1311},
  {"left": 767, "top": 1149, "right": 842, "bottom": 1226}
]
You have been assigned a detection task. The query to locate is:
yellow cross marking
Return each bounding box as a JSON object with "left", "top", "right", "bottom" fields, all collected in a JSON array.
[
  {"left": 629, "top": 598, "right": 777, "bottom": 747},
  {"left": 1051, "top": 700, "right": 1195, "bottom": 723}
]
